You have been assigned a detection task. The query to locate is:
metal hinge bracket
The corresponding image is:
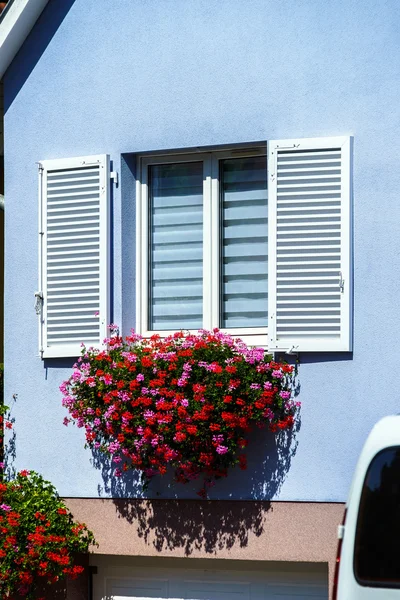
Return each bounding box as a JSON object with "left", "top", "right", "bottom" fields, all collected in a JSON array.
[
  {"left": 339, "top": 271, "right": 345, "bottom": 293},
  {"left": 34, "top": 291, "right": 43, "bottom": 315}
]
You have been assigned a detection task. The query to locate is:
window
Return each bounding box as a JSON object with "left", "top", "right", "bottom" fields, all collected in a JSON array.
[
  {"left": 354, "top": 447, "right": 400, "bottom": 587},
  {"left": 37, "top": 137, "right": 352, "bottom": 358},
  {"left": 137, "top": 148, "right": 269, "bottom": 345},
  {"left": 136, "top": 137, "right": 353, "bottom": 351}
]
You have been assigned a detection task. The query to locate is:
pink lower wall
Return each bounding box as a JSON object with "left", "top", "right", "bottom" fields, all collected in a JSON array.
[{"left": 65, "top": 498, "right": 344, "bottom": 597}]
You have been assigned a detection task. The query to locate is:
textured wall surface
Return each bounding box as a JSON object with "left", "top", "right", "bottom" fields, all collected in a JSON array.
[{"left": 3, "top": 0, "right": 400, "bottom": 501}]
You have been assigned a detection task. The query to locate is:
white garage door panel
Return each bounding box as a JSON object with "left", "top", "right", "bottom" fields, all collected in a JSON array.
[
  {"left": 183, "top": 579, "right": 251, "bottom": 599},
  {"left": 95, "top": 560, "right": 328, "bottom": 600},
  {"left": 108, "top": 578, "right": 169, "bottom": 599},
  {"left": 268, "top": 582, "right": 327, "bottom": 598}
]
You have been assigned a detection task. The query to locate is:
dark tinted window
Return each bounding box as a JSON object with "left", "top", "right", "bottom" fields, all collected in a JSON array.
[{"left": 354, "top": 446, "right": 400, "bottom": 587}]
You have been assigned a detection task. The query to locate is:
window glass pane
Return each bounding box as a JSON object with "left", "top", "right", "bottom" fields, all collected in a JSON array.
[
  {"left": 149, "top": 162, "right": 203, "bottom": 331},
  {"left": 354, "top": 446, "right": 400, "bottom": 587},
  {"left": 220, "top": 156, "right": 268, "bottom": 328}
]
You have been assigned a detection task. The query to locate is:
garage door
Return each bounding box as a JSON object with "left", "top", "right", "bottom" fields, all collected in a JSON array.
[{"left": 92, "top": 556, "right": 328, "bottom": 600}]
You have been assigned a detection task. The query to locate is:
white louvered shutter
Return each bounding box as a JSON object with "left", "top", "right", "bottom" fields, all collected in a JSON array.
[
  {"left": 38, "top": 155, "right": 109, "bottom": 358},
  {"left": 268, "top": 137, "right": 352, "bottom": 352}
]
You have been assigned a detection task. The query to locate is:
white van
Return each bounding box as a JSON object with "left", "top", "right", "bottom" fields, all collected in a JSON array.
[{"left": 334, "top": 415, "right": 400, "bottom": 599}]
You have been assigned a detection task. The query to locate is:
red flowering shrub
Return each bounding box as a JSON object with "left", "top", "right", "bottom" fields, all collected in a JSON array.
[
  {"left": 0, "top": 471, "right": 96, "bottom": 599},
  {"left": 62, "top": 329, "right": 298, "bottom": 495}
]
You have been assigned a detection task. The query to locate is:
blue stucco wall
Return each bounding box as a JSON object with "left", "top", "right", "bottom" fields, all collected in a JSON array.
[{"left": 3, "top": 0, "right": 400, "bottom": 501}]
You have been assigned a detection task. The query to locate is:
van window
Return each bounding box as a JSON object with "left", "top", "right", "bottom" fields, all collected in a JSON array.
[{"left": 354, "top": 446, "right": 400, "bottom": 587}]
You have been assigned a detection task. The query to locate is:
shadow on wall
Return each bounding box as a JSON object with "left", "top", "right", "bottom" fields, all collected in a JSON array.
[
  {"left": 114, "top": 498, "right": 268, "bottom": 556},
  {"left": 91, "top": 414, "right": 301, "bottom": 554},
  {"left": 4, "top": 0, "right": 76, "bottom": 110},
  {"left": 4, "top": 393, "right": 17, "bottom": 480}
]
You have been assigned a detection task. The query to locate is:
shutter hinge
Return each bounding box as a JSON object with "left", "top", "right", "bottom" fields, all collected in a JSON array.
[
  {"left": 276, "top": 143, "right": 300, "bottom": 150},
  {"left": 339, "top": 272, "right": 345, "bottom": 293},
  {"left": 286, "top": 345, "right": 299, "bottom": 356},
  {"left": 37, "top": 163, "right": 44, "bottom": 174},
  {"left": 34, "top": 291, "right": 43, "bottom": 315},
  {"left": 110, "top": 171, "right": 118, "bottom": 186}
]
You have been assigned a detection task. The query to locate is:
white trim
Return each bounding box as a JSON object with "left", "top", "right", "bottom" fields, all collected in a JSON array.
[
  {"left": 267, "top": 143, "right": 278, "bottom": 348},
  {"left": 202, "top": 154, "right": 213, "bottom": 331},
  {"left": 99, "top": 154, "right": 110, "bottom": 347},
  {"left": 340, "top": 136, "right": 353, "bottom": 352},
  {"left": 136, "top": 148, "right": 268, "bottom": 342},
  {"left": 37, "top": 163, "right": 44, "bottom": 356},
  {"left": 135, "top": 157, "right": 143, "bottom": 336},
  {"left": 0, "top": 0, "right": 49, "bottom": 79},
  {"left": 210, "top": 154, "right": 220, "bottom": 328}
]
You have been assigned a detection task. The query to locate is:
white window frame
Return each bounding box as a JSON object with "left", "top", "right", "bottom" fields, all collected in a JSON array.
[{"left": 136, "top": 147, "right": 268, "bottom": 346}]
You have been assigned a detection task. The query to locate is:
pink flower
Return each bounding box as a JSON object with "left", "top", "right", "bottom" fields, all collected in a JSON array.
[
  {"left": 121, "top": 352, "right": 137, "bottom": 363},
  {"left": 109, "top": 441, "right": 120, "bottom": 454},
  {"left": 263, "top": 408, "right": 274, "bottom": 420},
  {"left": 216, "top": 445, "right": 228, "bottom": 455}
]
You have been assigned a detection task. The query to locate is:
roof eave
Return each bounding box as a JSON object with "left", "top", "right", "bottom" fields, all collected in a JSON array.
[{"left": 0, "top": 0, "right": 49, "bottom": 79}]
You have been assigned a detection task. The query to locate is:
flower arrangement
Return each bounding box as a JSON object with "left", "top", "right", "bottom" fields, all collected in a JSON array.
[
  {"left": 62, "top": 328, "right": 298, "bottom": 495},
  {"left": 0, "top": 470, "right": 96, "bottom": 599}
]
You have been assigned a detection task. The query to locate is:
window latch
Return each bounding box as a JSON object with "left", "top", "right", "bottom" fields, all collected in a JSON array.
[
  {"left": 34, "top": 291, "right": 43, "bottom": 315},
  {"left": 339, "top": 272, "right": 345, "bottom": 293}
]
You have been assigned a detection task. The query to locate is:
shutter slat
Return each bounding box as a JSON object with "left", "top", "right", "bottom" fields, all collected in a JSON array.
[
  {"left": 277, "top": 166, "right": 341, "bottom": 173},
  {"left": 48, "top": 242, "right": 100, "bottom": 251},
  {"left": 278, "top": 173, "right": 341, "bottom": 180},
  {"left": 39, "top": 155, "right": 109, "bottom": 357},
  {"left": 48, "top": 235, "right": 99, "bottom": 243},
  {"left": 277, "top": 158, "right": 341, "bottom": 166},
  {"left": 268, "top": 137, "right": 352, "bottom": 352},
  {"left": 47, "top": 220, "right": 101, "bottom": 229},
  {"left": 47, "top": 298, "right": 100, "bottom": 305},
  {"left": 47, "top": 167, "right": 100, "bottom": 176},
  {"left": 48, "top": 182, "right": 100, "bottom": 191}
]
